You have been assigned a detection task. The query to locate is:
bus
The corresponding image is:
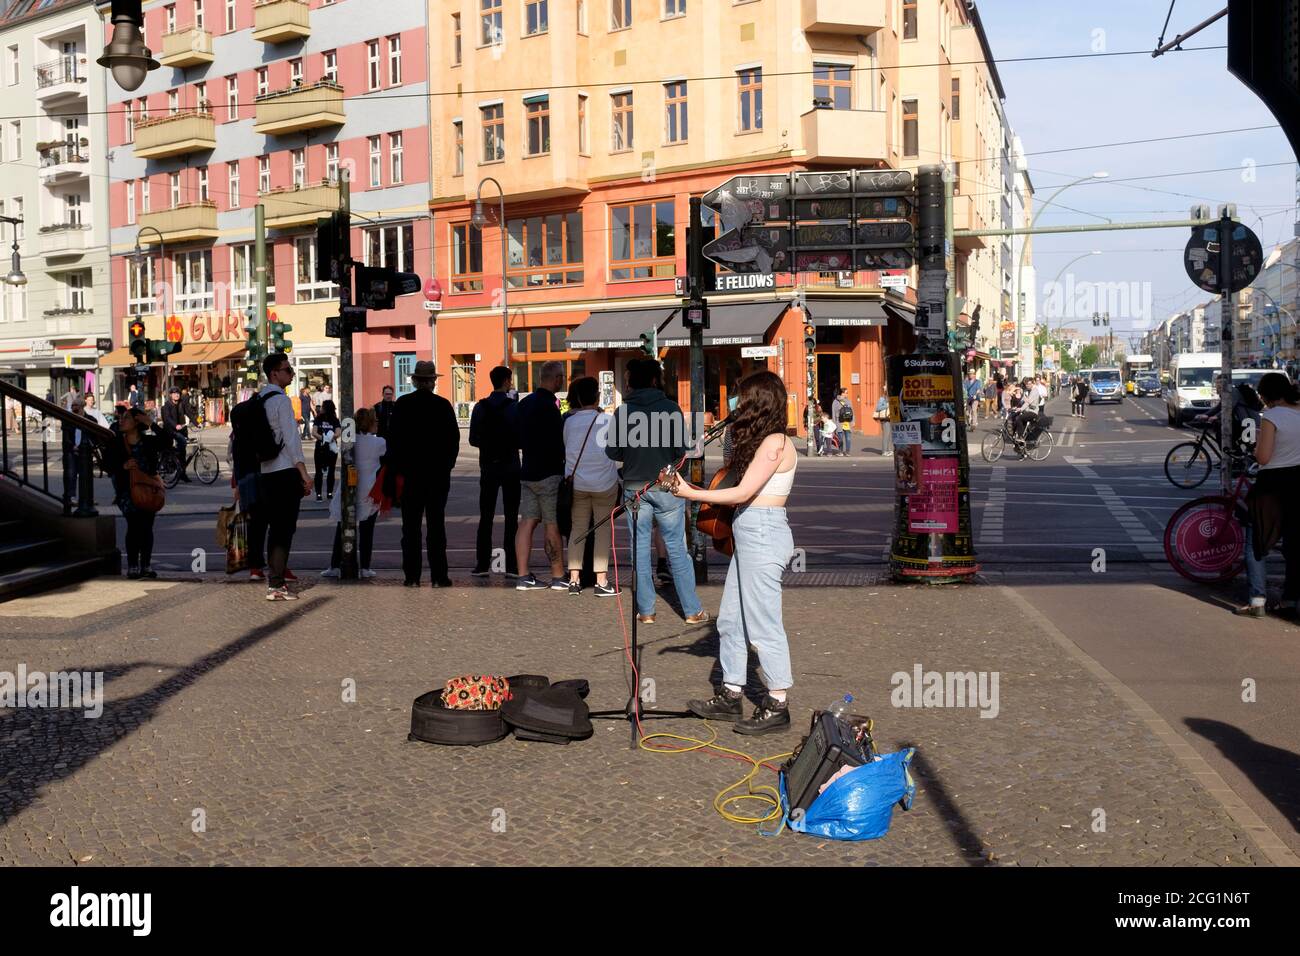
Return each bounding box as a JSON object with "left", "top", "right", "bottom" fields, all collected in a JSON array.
[{"left": 1122, "top": 355, "right": 1155, "bottom": 393}]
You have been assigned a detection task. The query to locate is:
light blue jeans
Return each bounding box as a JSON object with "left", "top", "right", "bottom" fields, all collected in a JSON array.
[
  {"left": 624, "top": 488, "right": 702, "bottom": 618},
  {"left": 718, "top": 506, "right": 795, "bottom": 690}
]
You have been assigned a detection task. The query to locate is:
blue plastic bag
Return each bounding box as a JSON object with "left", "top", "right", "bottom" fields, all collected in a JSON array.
[{"left": 783, "top": 748, "right": 916, "bottom": 841}]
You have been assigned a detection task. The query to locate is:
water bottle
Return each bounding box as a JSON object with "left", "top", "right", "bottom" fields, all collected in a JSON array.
[{"left": 828, "top": 694, "right": 853, "bottom": 721}]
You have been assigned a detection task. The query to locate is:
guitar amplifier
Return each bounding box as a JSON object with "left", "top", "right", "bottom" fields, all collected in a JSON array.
[{"left": 781, "top": 711, "right": 870, "bottom": 814}]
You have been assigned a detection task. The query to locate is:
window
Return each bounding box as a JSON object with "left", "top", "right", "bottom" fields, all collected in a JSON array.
[
  {"left": 138, "top": 96, "right": 148, "bottom": 121},
  {"left": 577, "top": 0, "right": 587, "bottom": 33},
  {"left": 195, "top": 81, "right": 207, "bottom": 111},
  {"left": 577, "top": 94, "right": 588, "bottom": 153},
  {"left": 67, "top": 272, "right": 87, "bottom": 311},
  {"left": 388, "top": 35, "right": 402, "bottom": 86},
  {"left": 510, "top": 328, "right": 584, "bottom": 392},
  {"left": 295, "top": 237, "right": 337, "bottom": 302},
  {"left": 228, "top": 161, "right": 240, "bottom": 208},
  {"left": 173, "top": 249, "right": 214, "bottom": 312},
  {"left": 170, "top": 171, "right": 181, "bottom": 208},
  {"left": 367, "top": 40, "right": 381, "bottom": 91},
  {"left": 141, "top": 179, "right": 150, "bottom": 213},
  {"left": 198, "top": 166, "right": 209, "bottom": 202},
  {"left": 9, "top": 120, "right": 20, "bottom": 161},
  {"left": 8, "top": 197, "right": 19, "bottom": 240},
  {"left": 124, "top": 101, "right": 134, "bottom": 143},
  {"left": 292, "top": 148, "right": 306, "bottom": 188},
  {"left": 664, "top": 0, "right": 685, "bottom": 17},
  {"left": 525, "top": 0, "right": 548, "bottom": 35},
  {"left": 127, "top": 257, "right": 154, "bottom": 315},
  {"left": 525, "top": 96, "right": 550, "bottom": 155},
  {"left": 6, "top": 46, "right": 17, "bottom": 86},
  {"left": 813, "top": 63, "right": 851, "bottom": 109},
  {"left": 325, "top": 144, "right": 340, "bottom": 184},
  {"left": 322, "top": 50, "right": 338, "bottom": 84},
  {"left": 951, "top": 77, "right": 960, "bottom": 120},
  {"left": 507, "top": 212, "right": 583, "bottom": 287},
  {"left": 65, "top": 193, "right": 83, "bottom": 227},
  {"left": 664, "top": 80, "right": 687, "bottom": 143},
  {"left": 126, "top": 179, "right": 136, "bottom": 224},
  {"left": 369, "top": 135, "right": 382, "bottom": 186},
  {"left": 231, "top": 243, "right": 275, "bottom": 309},
  {"left": 611, "top": 90, "right": 633, "bottom": 151},
  {"left": 166, "top": 4, "right": 176, "bottom": 34},
  {"left": 902, "top": 97, "right": 918, "bottom": 157},
  {"left": 389, "top": 131, "right": 404, "bottom": 184},
  {"left": 481, "top": 103, "right": 505, "bottom": 161},
  {"left": 737, "top": 67, "right": 762, "bottom": 131},
  {"left": 609, "top": 201, "right": 674, "bottom": 280},
  {"left": 225, "top": 0, "right": 236, "bottom": 32},
  {"left": 168, "top": 89, "right": 179, "bottom": 115},
  {"left": 452, "top": 223, "right": 483, "bottom": 292},
  {"left": 364, "top": 222, "right": 416, "bottom": 272},
  {"left": 452, "top": 120, "right": 464, "bottom": 175},
  {"left": 611, "top": 0, "right": 631, "bottom": 30},
  {"left": 289, "top": 58, "right": 303, "bottom": 87},
  {"left": 226, "top": 75, "right": 238, "bottom": 121},
  {"left": 480, "top": 0, "right": 502, "bottom": 46},
  {"left": 258, "top": 155, "right": 270, "bottom": 193},
  {"left": 452, "top": 14, "right": 462, "bottom": 64},
  {"left": 256, "top": 67, "right": 268, "bottom": 97},
  {"left": 195, "top": 0, "right": 204, "bottom": 32},
  {"left": 903, "top": 0, "right": 917, "bottom": 39}
]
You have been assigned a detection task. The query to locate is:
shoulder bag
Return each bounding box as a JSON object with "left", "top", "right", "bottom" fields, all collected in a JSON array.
[
  {"left": 557, "top": 412, "right": 599, "bottom": 539},
  {"left": 125, "top": 436, "right": 166, "bottom": 513}
]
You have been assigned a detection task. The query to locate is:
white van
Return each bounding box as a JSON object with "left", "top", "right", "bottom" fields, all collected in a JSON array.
[{"left": 1166, "top": 352, "right": 1221, "bottom": 426}]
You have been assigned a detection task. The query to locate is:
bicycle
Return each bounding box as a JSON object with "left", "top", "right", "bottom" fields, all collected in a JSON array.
[
  {"left": 980, "top": 413, "right": 1054, "bottom": 463},
  {"left": 159, "top": 436, "right": 220, "bottom": 488},
  {"left": 1163, "top": 413, "right": 1253, "bottom": 489},
  {"left": 1164, "top": 469, "right": 1253, "bottom": 583}
]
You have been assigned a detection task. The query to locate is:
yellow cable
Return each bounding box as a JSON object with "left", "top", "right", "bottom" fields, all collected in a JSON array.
[{"left": 638, "top": 723, "right": 794, "bottom": 827}]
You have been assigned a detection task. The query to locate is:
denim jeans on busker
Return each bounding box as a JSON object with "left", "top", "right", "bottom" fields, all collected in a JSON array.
[
  {"left": 718, "top": 506, "right": 795, "bottom": 691},
  {"left": 624, "top": 488, "right": 701, "bottom": 618}
]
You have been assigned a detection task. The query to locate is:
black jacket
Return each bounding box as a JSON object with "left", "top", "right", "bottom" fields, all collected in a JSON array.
[
  {"left": 374, "top": 399, "right": 397, "bottom": 438},
  {"left": 387, "top": 388, "right": 460, "bottom": 481},
  {"left": 160, "top": 400, "right": 188, "bottom": 436},
  {"left": 516, "top": 388, "right": 564, "bottom": 481},
  {"left": 468, "top": 391, "right": 521, "bottom": 472},
  {"left": 102, "top": 423, "right": 166, "bottom": 507},
  {"left": 605, "top": 387, "right": 687, "bottom": 483}
]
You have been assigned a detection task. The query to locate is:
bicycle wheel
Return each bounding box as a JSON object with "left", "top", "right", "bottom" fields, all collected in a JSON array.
[
  {"left": 158, "top": 451, "right": 181, "bottom": 489},
  {"left": 980, "top": 431, "right": 1005, "bottom": 463},
  {"left": 1026, "top": 430, "right": 1054, "bottom": 462},
  {"left": 1164, "top": 495, "right": 1245, "bottom": 583},
  {"left": 1164, "top": 442, "right": 1213, "bottom": 489},
  {"left": 194, "top": 447, "right": 220, "bottom": 484}
]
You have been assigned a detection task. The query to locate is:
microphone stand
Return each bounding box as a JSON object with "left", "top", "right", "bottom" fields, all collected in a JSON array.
[{"left": 584, "top": 416, "right": 730, "bottom": 749}]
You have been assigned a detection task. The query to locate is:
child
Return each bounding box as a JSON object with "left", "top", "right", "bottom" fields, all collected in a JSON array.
[
  {"left": 320, "top": 407, "right": 386, "bottom": 579},
  {"left": 819, "top": 413, "right": 838, "bottom": 456}
]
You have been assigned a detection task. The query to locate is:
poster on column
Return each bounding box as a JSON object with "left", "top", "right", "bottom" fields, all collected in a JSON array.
[{"left": 909, "top": 456, "right": 959, "bottom": 532}]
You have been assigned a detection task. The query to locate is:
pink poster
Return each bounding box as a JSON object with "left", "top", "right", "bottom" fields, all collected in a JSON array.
[{"left": 908, "top": 457, "right": 959, "bottom": 533}]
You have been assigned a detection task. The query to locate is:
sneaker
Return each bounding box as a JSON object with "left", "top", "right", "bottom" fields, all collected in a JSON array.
[
  {"left": 1234, "top": 602, "right": 1266, "bottom": 618},
  {"left": 687, "top": 688, "right": 744, "bottom": 722},
  {"left": 471, "top": 566, "right": 491, "bottom": 577},
  {"left": 249, "top": 568, "right": 265, "bottom": 582},
  {"left": 266, "top": 587, "right": 298, "bottom": 602},
  {"left": 549, "top": 577, "right": 570, "bottom": 591},
  {"left": 140, "top": 567, "right": 158, "bottom": 580},
  {"left": 283, "top": 569, "right": 298, "bottom": 582},
  {"left": 316, "top": 493, "right": 323, "bottom": 501},
  {"left": 359, "top": 568, "right": 377, "bottom": 579},
  {"left": 126, "top": 564, "right": 141, "bottom": 580},
  {"left": 683, "top": 610, "right": 711, "bottom": 628},
  {"left": 568, "top": 580, "right": 581, "bottom": 596},
  {"left": 734, "top": 696, "right": 791, "bottom": 736},
  {"left": 403, "top": 579, "right": 420, "bottom": 587},
  {"left": 594, "top": 582, "right": 620, "bottom": 597},
  {"left": 320, "top": 568, "right": 341, "bottom": 579},
  {"left": 636, "top": 613, "right": 656, "bottom": 625},
  {"left": 515, "top": 574, "right": 549, "bottom": 591}
]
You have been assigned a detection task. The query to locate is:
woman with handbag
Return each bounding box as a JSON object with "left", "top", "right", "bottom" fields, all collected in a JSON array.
[
  {"left": 562, "top": 377, "right": 621, "bottom": 596},
  {"left": 312, "top": 399, "right": 341, "bottom": 501},
  {"left": 103, "top": 406, "right": 167, "bottom": 580}
]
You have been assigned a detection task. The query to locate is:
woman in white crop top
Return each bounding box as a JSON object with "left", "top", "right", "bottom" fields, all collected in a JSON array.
[{"left": 665, "top": 370, "right": 798, "bottom": 735}]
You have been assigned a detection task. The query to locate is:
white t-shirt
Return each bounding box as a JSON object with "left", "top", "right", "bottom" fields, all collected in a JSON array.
[
  {"left": 1260, "top": 405, "right": 1300, "bottom": 470},
  {"left": 564, "top": 408, "right": 620, "bottom": 493}
]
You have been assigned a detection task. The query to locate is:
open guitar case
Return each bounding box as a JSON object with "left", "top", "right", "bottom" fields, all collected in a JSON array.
[{"left": 408, "top": 675, "right": 592, "bottom": 747}]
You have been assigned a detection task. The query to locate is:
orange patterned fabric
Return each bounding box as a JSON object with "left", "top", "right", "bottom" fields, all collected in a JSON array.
[{"left": 440, "top": 675, "right": 512, "bottom": 711}]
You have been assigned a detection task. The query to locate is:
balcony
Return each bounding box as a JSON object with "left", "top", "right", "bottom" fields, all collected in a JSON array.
[
  {"left": 33, "top": 56, "right": 88, "bottom": 102},
  {"left": 801, "top": 0, "right": 886, "bottom": 34},
  {"left": 260, "top": 180, "right": 340, "bottom": 229},
  {"left": 133, "top": 110, "right": 217, "bottom": 160},
  {"left": 800, "top": 107, "right": 887, "bottom": 165},
  {"left": 253, "top": 0, "right": 312, "bottom": 43},
  {"left": 37, "top": 142, "right": 90, "bottom": 185},
  {"left": 254, "top": 81, "right": 345, "bottom": 136},
  {"left": 138, "top": 202, "right": 219, "bottom": 244},
  {"left": 38, "top": 223, "right": 91, "bottom": 257},
  {"left": 951, "top": 195, "right": 987, "bottom": 251},
  {"left": 159, "top": 27, "right": 215, "bottom": 67}
]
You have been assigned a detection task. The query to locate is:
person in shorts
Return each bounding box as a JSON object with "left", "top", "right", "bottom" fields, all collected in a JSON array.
[{"left": 514, "top": 361, "right": 568, "bottom": 591}]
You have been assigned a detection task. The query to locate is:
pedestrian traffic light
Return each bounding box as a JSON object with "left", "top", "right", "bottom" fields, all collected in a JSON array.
[
  {"left": 147, "top": 339, "right": 181, "bottom": 361},
  {"left": 270, "top": 319, "right": 293, "bottom": 353},
  {"left": 803, "top": 323, "right": 816, "bottom": 356},
  {"left": 128, "top": 318, "right": 148, "bottom": 362}
]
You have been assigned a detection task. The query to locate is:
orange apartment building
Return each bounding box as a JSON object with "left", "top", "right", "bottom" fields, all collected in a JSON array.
[{"left": 418, "top": 0, "right": 1016, "bottom": 434}]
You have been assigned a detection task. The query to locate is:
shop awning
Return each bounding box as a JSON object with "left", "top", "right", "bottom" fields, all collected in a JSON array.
[
  {"left": 567, "top": 307, "right": 678, "bottom": 350},
  {"left": 658, "top": 302, "right": 789, "bottom": 347},
  {"left": 99, "top": 347, "right": 160, "bottom": 368},
  {"left": 97, "top": 342, "right": 247, "bottom": 368},
  {"left": 805, "top": 299, "right": 891, "bottom": 327}
]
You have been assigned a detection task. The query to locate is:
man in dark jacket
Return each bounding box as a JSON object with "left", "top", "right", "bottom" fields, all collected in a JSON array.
[
  {"left": 605, "top": 359, "right": 706, "bottom": 627},
  {"left": 513, "top": 360, "right": 567, "bottom": 591},
  {"left": 388, "top": 361, "right": 460, "bottom": 587},
  {"left": 374, "top": 385, "right": 397, "bottom": 439},
  {"left": 468, "top": 366, "right": 520, "bottom": 576},
  {"left": 160, "top": 387, "right": 191, "bottom": 481}
]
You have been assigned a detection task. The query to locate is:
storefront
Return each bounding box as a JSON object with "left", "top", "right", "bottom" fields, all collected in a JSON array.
[{"left": 0, "top": 338, "right": 103, "bottom": 405}]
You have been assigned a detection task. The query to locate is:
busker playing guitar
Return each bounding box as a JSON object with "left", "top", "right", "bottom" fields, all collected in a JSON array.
[{"left": 661, "top": 371, "right": 798, "bottom": 735}]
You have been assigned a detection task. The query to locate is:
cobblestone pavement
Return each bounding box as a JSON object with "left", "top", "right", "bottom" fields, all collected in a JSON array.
[{"left": 0, "top": 576, "right": 1268, "bottom": 866}]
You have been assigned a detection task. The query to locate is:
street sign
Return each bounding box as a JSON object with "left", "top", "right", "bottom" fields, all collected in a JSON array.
[
  {"left": 423, "top": 300, "right": 443, "bottom": 312},
  {"left": 741, "top": 345, "right": 779, "bottom": 358},
  {"left": 1184, "top": 220, "right": 1263, "bottom": 294},
  {"left": 854, "top": 168, "right": 914, "bottom": 193},
  {"left": 423, "top": 276, "right": 443, "bottom": 302},
  {"left": 96, "top": 337, "right": 113, "bottom": 353},
  {"left": 856, "top": 220, "right": 914, "bottom": 247},
  {"left": 880, "top": 273, "right": 909, "bottom": 289},
  {"left": 793, "top": 170, "right": 853, "bottom": 196},
  {"left": 702, "top": 224, "right": 791, "bottom": 273},
  {"left": 857, "top": 248, "right": 914, "bottom": 271}
]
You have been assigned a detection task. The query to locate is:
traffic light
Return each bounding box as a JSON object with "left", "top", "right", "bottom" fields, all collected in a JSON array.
[
  {"left": 315, "top": 210, "right": 350, "bottom": 283},
  {"left": 128, "top": 318, "right": 148, "bottom": 363},
  {"left": 639, "top": 326, "right": 657, "bottom": 357},
  {"left": 804, "top": 323, "right": 816, "bottom": 396},
  {"left": 270, "top": 318, "right": 293, "bottom": 353},
  {"left": 147, "top": 339, "right": 181, "bottom": 361}
]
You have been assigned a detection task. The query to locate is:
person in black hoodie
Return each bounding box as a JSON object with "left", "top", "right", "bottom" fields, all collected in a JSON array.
[
  {"left": 468, "top": 365, "right": 520, "bottom": 576},
  {"left": 388, "top": 360, "right": 461, "bottom": 587},
  {"left": 103, "top": 406, "right": 167, "bottom": 579}
]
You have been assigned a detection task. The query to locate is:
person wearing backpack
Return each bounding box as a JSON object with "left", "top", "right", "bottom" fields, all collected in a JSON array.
[
  {"left": 257, "top": 352, "right": 313, "bottom": 600},
  {"left": 831, "top": 387, "right": 854, "bottom": 456},
  {"left": 227, "top": 395, "right": 273, "bottom": 582},
  {"left": 468, "top": 366, "right": 520, "bottom": 577}
]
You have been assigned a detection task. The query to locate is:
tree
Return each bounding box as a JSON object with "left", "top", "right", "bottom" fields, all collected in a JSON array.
[{"left": 1079, "top": 344, "right": 1101, "bottom": 368}]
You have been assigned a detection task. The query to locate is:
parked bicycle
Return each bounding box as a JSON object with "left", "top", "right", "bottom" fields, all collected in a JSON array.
[
  {"left": 1163, "top": 412, "right": 1253, "bottom": 489},
  {"left": 1164, "top": 469, "right": 1253, "bottom": 583},
  {"left": 980, "top": 414, "right": 1054, "bottom": 463},
  {"left": 158, "top": 436, "right": 220, "bottom": 488}
]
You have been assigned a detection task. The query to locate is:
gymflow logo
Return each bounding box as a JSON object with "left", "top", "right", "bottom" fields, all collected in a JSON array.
[
  {"left": 0, "top": 665, "right": 103, "bottom": 718},
  {"left": 49, "top": 887, "right": 151, "bottom": 936},
  {"left": 890, "top": 664, "right": 1000, "bottom": 718}
]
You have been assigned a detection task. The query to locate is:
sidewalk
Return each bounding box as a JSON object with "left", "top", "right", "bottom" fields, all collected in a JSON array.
[{"left": 0, "top": 574, "right": 1272, "bottom": 866}]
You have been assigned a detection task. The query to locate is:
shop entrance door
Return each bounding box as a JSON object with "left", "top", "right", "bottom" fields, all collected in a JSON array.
[
  {"left": 450, "top": 361, "right": 476, "bottom": 424},
  {"left": 393, "top": 353, "right": 416, "bottom": 397},
  {"left": 817, "top": 353, "right": 841, "bottom": 414}
]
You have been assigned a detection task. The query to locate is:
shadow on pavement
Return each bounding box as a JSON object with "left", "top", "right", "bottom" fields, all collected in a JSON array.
[
  {"left": 1184, "top": 717, "right": 1300, "bottom": 836},
  {"left": 907, "top": 748, "right": 992, "bottom": 866},
  {"left": 0, "top": 596, "right": 332, "bottom": 829}
]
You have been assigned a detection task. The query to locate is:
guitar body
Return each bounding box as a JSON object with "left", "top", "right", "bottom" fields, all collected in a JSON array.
[{"left": 695, "top": 466, "right": 736, "bottom": 557}]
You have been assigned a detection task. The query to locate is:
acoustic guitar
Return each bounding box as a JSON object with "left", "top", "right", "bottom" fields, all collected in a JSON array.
[{"left": 657, "top": 463, "right": 736, "bottom": 556}]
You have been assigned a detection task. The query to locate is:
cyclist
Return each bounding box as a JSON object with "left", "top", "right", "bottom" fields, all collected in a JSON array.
[{"left": 160, "top": 388, "right": 191, "bottom": 482}]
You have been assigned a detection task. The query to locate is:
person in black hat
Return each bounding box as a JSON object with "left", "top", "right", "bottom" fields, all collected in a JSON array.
[
  {"left": 388, "top": 360, "right": 460, "bottom": 587},
  {"left": 160, "top": 386, "right": 191, "bottom": 481}
]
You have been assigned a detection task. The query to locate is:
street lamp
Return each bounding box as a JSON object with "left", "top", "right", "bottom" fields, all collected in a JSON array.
[
  {"left": 473, "top": 177, "right": 508, "bottom": 369},
  {"left": 97, "top": 1, "right": 159, "bottom": 93},
  {"left": 132, "top": 225, "right": 167, "bottom": 314},
  {"left": 0, "top": 216, "right": 25, "bottom": 286}
]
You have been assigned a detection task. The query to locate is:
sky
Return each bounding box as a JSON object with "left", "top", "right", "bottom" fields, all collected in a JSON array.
[{"left": 977, "top": 0, "right": 1297, "bottom": 345}]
